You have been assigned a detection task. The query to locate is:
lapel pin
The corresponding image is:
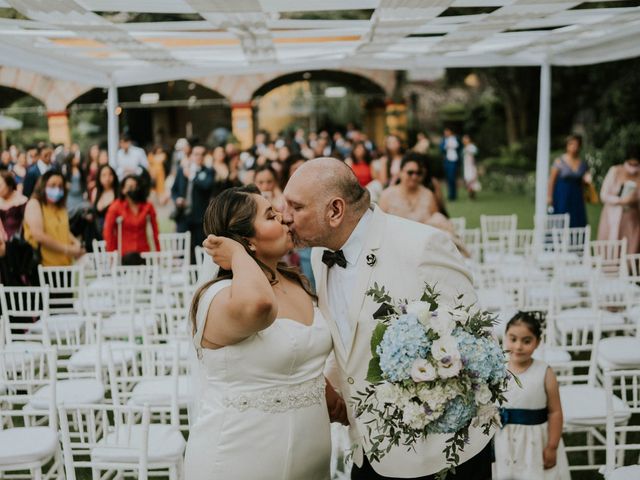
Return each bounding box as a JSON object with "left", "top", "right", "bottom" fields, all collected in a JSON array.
[{"left": 366, "top": 253, "right": 377, "bottom": 267}]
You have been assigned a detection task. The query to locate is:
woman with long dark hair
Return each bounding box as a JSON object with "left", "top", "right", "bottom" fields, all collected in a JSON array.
[
  {"left": 91, "top": 164, "right": 119, "bottom": 236},
  {"left": 184, "top": 185, "right": 340, "bottom": 480}
]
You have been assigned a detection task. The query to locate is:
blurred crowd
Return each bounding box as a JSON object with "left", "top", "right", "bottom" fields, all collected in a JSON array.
[{"left": 0, "top": 125, "right": 485, "bottom": 286}]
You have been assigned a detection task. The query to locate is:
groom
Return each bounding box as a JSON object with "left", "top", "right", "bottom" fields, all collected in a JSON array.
[{"left": 282, "top": 158, "right": 493, "bottom": 480}]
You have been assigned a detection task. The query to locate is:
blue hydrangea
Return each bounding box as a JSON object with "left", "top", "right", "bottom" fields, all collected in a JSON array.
[
  {"left": 456, "top": 329, "right": 507, "bottom": 384},
  {"left": 427, "top": 394, "right": 476, "bottom": 434},
  {"left": 378, "top": 314, "right": 430, "bottom": 382}
]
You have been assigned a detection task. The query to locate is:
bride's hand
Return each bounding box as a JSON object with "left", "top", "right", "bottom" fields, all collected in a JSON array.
[
  {"left": 203, "top": 234, "right": 248, "bottom": 270},
  {"left": 326, "top": 381, "right": 349, "bottom": 426}
]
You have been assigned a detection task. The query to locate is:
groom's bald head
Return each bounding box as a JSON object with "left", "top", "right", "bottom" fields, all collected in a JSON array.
[
  {"left": 292, "top": 157, "right": 370, "bottom": 212},
  {"left": 283, "top": 157, "right": 370, "bottom": 249}
]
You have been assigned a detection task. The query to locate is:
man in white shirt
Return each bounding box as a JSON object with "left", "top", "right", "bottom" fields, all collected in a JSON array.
[
  {"left": 113, "top": 133, "right": 148, "bottom": 179},
  {"left": 282, "top": 157, "right": 492, "bottom": 480}
]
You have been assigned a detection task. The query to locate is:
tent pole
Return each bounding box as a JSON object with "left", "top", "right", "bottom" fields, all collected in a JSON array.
[
  {"left": 107, "top": 81, "right": 119, "bottom": 167},
  {"left": 535, "top": 61, "right": 551, "bottom": 240}
]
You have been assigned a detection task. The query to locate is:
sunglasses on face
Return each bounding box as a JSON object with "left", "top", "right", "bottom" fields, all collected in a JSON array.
[{"left": 405, "top": 170, "right": 423, "bottom": 177}]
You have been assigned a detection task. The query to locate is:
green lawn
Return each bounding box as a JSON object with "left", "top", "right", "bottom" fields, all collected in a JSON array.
[{"left": 446, "top": 188, "right": 602, "bottom": 238}]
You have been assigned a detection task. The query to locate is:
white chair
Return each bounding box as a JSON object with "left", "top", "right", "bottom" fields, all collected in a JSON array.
[
  {"left": 34, "top": 266, "right": 89, "bottom": 352},
  {"left": 58, "top": 402, "right": 185, "bottom": 480},
  {"left": 0, "top": 285, "right": 51, "bottom": 354},
  {"left": 0, "top": 348, "right": 63, "bottom": 479},
  {"left": 460, "top": 228, "right": 481, "bottom": 263},
  {"left": 603, "top": 369, "right": 640, "bottom": 479},
  {"left": 557, "top": 318, "right": 632, "bottom": 472},
  {"left": 597, "top": 301, "right": 640, "bottom": 379},
  {"left": 142, "top": 250, "right": 188, "bottom": 287},
  {"left": 589, "top": 239, "right": 628, "bottom": 278},
  {"left": 194, "top": 245, "right": 206, "bottom": 267},
  {"left": 480, "top": 214, "right": 517, "bottom": 262},
  {"left": 107, "top": 343, "right": 191, "bottom": 430},
  {"left": 159, "top": 232, "right": 191, "bottom": 267}
]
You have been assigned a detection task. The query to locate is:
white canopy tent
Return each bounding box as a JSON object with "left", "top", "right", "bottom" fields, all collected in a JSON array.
[{"left": 1, "top": 0, "right": 640, "bottom": 220}]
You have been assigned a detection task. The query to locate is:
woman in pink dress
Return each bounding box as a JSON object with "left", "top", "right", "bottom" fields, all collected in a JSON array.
[{"left": 597, "top": 146, "right": 640, "bottom": 254}]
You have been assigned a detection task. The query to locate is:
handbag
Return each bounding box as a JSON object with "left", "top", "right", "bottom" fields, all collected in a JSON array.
[{"left": 584, "top": 182, "right": 599, "bottom": 204}]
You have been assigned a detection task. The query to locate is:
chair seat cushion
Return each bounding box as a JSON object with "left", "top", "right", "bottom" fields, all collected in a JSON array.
[
  {"left": 29, "top": 379, "right": 105, "bottom": 409},
  {"left": 28, "top": 314, "right": 86, "bottom": 334},
  {"left": 129, "top": 376, "right": 192, "bottom": 406},
  {"left": 560, "top": 385, "right": 631, "bottom": 426},
  {"left": 68, "top": 342, "right": 135, "bottom": 370},
  {"left": 0, "top": 427, "right": 58, "bottom": 466},
  {"left": 532, "top": 346, "right": 572, "bottom": 367},
  {"left": 598, "top": 337, "right": 640, "bottom": 369},
  {"left": 101, "top": 313, "right": 157, "bottom": 337},
  {"left": 76, "top": 296, "right": 115, "bottom": 312},
  {"left": 555, "top": 308, "right": 624, "bottom": 331},
  {"left": 91, "top": 424, "right": 185, "bottom": 463},
  {"left": 609, "top": 465, "right": 640, "bottom": 480}
]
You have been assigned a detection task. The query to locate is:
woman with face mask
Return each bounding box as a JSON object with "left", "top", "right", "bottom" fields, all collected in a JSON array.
[
  {"left": 102, "top": 174, "right": 160, "bottom": 262},
  {"left": 597, "top": 146, "right": 640, "bottom": 253},
  {"left": 23, "top": 170, "right": 84, "bottom": 266}
]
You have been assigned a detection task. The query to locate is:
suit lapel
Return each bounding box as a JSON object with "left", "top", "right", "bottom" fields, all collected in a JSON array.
[
  {"left": 314, "top": 250, "right": 348, "bottom": 363},
  {"left": 345, "top": 207, "right": 386, "bottom": 362}
]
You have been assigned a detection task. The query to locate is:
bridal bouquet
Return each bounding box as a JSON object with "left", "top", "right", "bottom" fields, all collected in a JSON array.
[{"left": 353, "top": 283, "right": 510, "bottom": 479}]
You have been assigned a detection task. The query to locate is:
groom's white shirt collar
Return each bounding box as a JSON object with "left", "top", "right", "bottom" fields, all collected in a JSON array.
[{"left": 336, "top": 208, "right": 373, "bottom": 267}]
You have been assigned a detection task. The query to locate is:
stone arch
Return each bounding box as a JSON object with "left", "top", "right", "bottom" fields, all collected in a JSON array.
[{"left": 0, "top": 67, "right": 91, "bottom": 112}]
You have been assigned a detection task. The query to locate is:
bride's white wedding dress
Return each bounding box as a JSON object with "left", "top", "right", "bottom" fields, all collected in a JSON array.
[{"left": 183, "top": 280, "right": 333, "bottom": 480}]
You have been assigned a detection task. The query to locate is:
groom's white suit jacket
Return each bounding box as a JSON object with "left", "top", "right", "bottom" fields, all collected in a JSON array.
[{"left": 312, "top": 207, "right": 492, "bottom": 478}]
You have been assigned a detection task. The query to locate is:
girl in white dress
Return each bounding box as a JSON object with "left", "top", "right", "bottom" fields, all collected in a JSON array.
[
  {"left": 183, "top": 185, "right": 344, "bottom": 480},
  {"left": 495, "top": 312, "right": 571, "bottom": 480}
]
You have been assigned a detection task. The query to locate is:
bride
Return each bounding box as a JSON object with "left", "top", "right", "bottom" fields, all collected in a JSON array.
[{"left": 183, "top": 185, "right": 340, "bottom": 480}]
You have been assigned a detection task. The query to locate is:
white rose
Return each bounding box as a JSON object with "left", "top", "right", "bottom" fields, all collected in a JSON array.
[
  {"left": 402, "top": 401, "right": 428, "bottom": 429},
  {"left": 411, "top": 358, "right": 437, "bottom": 383},
  {"left": 475, "top": 384, "right": 493, "bottom": 405},
  {"left": 420, "top": 384, "right": 448, "bottom": 414},
  {"left": 437, "top": 356, "right": 463, "bottom": 379},
  {"left": 406, "top": 301, "right": 431, "bottom": 326},
  {"left": 376, "top": 382, "right": 400, "bottom": 405},
  {"left": 431, "top": 335, "right": 460, "bottom": 361},
  {"left": 473, "top": 403, "right": 500, "bottom": 428},
  {"left": 429, "top": 311, "right": 455, "bottom": 337}
]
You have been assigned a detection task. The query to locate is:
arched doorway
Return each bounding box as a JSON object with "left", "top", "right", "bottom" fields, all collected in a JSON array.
[
  {"left": 0, "top": 86, "right": 48, "bottom": 148},
  {"left": 252, "top": 70, "right": 387, "bottom": 146},
  {"left": 68, "top": 80, "right": 231, "bottom": 150}
]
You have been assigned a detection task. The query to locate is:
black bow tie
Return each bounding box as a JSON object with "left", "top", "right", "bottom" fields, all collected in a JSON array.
[{"left": 322, "top": 249, "right": 347, "bottom": 269}]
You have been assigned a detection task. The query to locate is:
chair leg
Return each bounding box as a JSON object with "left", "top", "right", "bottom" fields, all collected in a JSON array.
[
  {"left": 33, "top": 467, "right": 42, "bottom": 480},
  {"left": 617, "top": 431, "right": 627, "bottom": 466},
  {"left": 587, "top": 430, "right": 595, "bottom": 465},
  {"left": 91, "top": 467, "right": 100, "bottom": 480}
]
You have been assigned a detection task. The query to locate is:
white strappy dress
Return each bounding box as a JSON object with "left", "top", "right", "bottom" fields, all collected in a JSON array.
[{"left": 183, "top": 280, "right": 333, "bottom": 480}]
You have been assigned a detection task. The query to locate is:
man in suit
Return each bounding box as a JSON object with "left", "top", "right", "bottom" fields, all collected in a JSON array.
[
  {"left": 171, "top": 144, "right": 214, "bottom": 262},
  {"left": 22, "top": 144, "right": 53, "bottom": 198},
  {"left": 282, "top": 157, "right": 493, "bottom": 480}
]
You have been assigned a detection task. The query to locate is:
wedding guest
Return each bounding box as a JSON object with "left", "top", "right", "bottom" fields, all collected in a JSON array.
[
  {"left": 440, "top": 128, "right": 461, "bottom": 201},
  {"left": 254, "top": 164, "right": 285, "bottom": 211},
  {"left": 462, "top": 134, "right": 481, "bottom": 199},
  {"left": 495, "top": 312, "right": 570, "bottom": 480},
  {"left": 113, "top": 133, "right": 148, "bottom": 179},
  {"left": 171, "top": 145, "right": 214, "bottom": 260},
  {"left": 597, "top": 146, "right": 640, "bottom": 253},
  {"left": 91, "top": 165, "right": 119, "bottom": 236},
  {"left": 62, "top": 152, "right": 87, "bottom": 212},
  {"left": 345, "top": 141, "right": 373, "bottom": 187},
  {"left": 11, "top": 152, "right": 28, "bottom": 190},
  {"left": 379, "top": 156, "right": 438, "bottom": 224},
  {"left": 103, "top": 174, "right": 160, "bottom": 263},
  {"left": 0, "top": 171, "right": 28, "bottom": 239},
  {"left": 412, "top": 132, "right": 431, "bottom": 155},
  {"left": 379, "top": 134, "right": 404, "bottom": 187},
  {"left": 23, "top": 171, "right": 84, "bottom": 266},
  {"left": 547, "top": 134, "right": 590, "bottom": 227},
  {"left": 23, "top": 144, "right": 53, "bottom": 198},
  {"left": 148, "top": 145, "right": 167, "bottom": 201},
  {"left": 84, "top": 144, "right": 101, "bottom": 195}
]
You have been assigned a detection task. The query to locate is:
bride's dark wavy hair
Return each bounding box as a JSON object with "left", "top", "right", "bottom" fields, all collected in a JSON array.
[{"left": 190, "top": 184, "right": 315, "bottom": 335}]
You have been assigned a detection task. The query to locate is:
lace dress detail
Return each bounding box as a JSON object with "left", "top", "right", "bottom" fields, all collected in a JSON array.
[{"left": 224, "top": 375, "right": 325, "bottom": 413}]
